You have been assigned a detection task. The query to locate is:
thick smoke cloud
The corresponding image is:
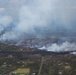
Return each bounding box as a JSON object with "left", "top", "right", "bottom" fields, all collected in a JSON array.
[
  {"left": 0, "top": 8, "right": 17, "bottom": 41},
  {"left": 39, "top": 41, "right": 76, "bottom": 52},
  {"left": 0, "top": 0, "right": 76, "bottom": 41},
  {"left": 17, "top": 0, "right": 76, "bottom": 33}
]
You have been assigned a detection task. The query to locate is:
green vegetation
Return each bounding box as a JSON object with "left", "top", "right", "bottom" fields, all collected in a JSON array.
[
  {"left": 0, "top": 43, "right": 76, "bottom": 75},
  {"left": 12, "top": 68, "right": 30, "bottom": 75}
]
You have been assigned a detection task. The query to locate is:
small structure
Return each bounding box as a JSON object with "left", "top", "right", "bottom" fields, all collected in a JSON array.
[
  {"left": 32, "top": 73, "right": 36, "bottom": 75},
  {"left": 58, "top": 71, "right": 63, "bottom": 75}
]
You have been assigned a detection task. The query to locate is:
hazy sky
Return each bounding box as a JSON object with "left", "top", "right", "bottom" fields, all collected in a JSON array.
[{"left": 0, "top": 0, "right": 76, "bottom": 40}]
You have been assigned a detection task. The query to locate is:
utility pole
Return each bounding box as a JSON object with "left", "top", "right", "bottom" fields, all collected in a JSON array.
[{"left": 38, "top": 56, "right": 44, "bottom": 75}]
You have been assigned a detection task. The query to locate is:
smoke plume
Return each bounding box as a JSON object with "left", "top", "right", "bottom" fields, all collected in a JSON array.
[
  {"left": 39, "top": 41, "right": 76, "bottom": 52},
  {"left": 0, "top": 0, "right": 76, "bottom": 41}
]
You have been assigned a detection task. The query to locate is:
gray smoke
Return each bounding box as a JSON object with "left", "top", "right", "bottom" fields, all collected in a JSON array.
[
  {"left": 0, "top": 0, "right": 76, "bottom": 41},
  {"left": 39, "top": 41, "right": 76, "bottom": 52}
]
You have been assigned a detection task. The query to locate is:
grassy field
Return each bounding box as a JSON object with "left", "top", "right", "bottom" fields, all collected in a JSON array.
[{"left": 12, "top": 68, "right": 30, "bottom": 74}]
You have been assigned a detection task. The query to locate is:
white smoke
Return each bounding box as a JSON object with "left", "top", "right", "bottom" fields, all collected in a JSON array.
[
  {"left": 0, "top": 8, "right": 12, "bottom": 26},
  {"left": 0, "top": 8, "right": 12, "bottom": 33},
  {"left": 39, "top": 41, "right": 76, "bottom": 52},
  {"left": 16, "top": 0, "right": 76, "bottom": 34},
  {"left": 0, "top": 0, "right": 76, "bottom": 40}
]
